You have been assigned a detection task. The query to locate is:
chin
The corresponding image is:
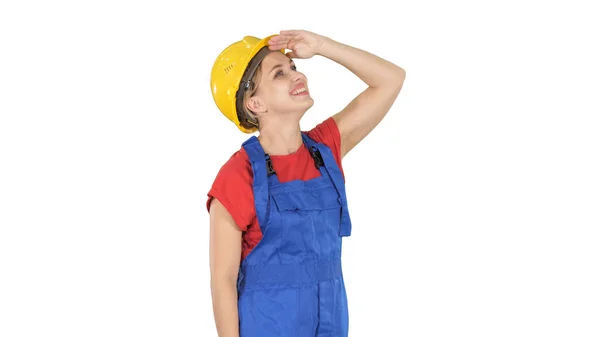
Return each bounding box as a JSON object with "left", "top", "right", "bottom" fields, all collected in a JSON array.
[
  {"left": 304, "top": 97, "right": 315, "bottom": 108},
  {"left": 298, "top": 102, "right": 314, "bottom": 116},
  {"left": 298, "top": 95, "right": 314, "bottom": 108}
]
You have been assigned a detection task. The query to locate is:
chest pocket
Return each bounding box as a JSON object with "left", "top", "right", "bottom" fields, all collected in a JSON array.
[
  {"left": 270, "top": 188, "right": 341, "bottom": 212},
  {"left": 269, "top": 187, "right": 343, "bottom": 262}
]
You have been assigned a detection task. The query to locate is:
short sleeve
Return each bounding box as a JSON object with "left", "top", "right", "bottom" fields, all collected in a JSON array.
[
  {"left": 206, "top": 149, "right": 256, "bottom": 231},
  {"left": 305, "top": 117, "right": 344, "bottom": 179}
]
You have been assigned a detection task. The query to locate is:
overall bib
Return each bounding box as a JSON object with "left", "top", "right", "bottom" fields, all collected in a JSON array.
[{"left": 237, "top": 133, "right": 353, "bottom": 337}]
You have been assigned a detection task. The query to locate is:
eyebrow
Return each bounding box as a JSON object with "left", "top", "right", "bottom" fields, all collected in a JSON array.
[{"left": 269, "top": 59, "right": 294, "bottom": 75}]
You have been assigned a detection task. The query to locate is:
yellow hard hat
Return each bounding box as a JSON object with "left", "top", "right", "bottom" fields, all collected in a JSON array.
[{"left": 210, "top": 35, "right": 282, "bottom": 133}]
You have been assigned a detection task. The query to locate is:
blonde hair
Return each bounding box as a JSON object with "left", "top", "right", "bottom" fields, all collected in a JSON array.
[{"left": 238, "top": 65, "right": 262, "bottom": 130}]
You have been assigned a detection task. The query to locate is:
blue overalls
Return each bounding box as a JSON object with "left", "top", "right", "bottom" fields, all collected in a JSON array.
[{"left": 237, "top": 133, "right": 353, "bottom": 337}]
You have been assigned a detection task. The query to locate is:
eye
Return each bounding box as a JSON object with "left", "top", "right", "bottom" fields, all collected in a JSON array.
[
  {"left": 274, "top": 70, "right": 284, "bottom": 78},
  {"left": 291, "top": 64, "right": 297, "bottom": 71}
]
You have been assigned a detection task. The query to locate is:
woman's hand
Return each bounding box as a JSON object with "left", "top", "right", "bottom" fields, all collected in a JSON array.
[{"left": 268, "top": 30, "right": 329, "bottom": 59}]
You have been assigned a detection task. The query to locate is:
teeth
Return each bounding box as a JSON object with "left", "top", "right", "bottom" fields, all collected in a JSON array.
[{"left": 292, "top": 87, "right": 306, "bottom": 95}]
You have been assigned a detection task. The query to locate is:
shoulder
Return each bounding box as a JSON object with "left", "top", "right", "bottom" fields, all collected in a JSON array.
[
  {"left": 304, "top": 117, "right": 344, "bottom": 176},
  {"left": 206, "top": 147, "right": 255, "bottom": 231},
  {"left": 305, "top": 117, "right": 340, "bottom": 144},
  {"left": 215, "top": 147, "right": 253, "bottom": 181}
]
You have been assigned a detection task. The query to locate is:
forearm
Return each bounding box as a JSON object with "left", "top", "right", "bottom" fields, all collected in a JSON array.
[
  {"left": 211, "top": 278, "right": 240, "bottom": 337},
  {"left": 317, "top": 36, "right": 405, "bottom": 89}
]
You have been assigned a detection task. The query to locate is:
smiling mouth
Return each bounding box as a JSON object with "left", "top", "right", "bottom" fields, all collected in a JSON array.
[
  {"left": 290, "top": 84, "right": 308, "bottom": 96},
  {"left": 292, "top": 87, "right": 307, "bottom": 95}
]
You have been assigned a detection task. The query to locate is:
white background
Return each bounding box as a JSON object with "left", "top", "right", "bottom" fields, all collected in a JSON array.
[{"left": 1, "top": 0, "right": 599, "bottom": 336}]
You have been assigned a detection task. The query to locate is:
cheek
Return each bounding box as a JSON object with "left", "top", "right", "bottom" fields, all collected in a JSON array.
[
  {"left": 261, "top": 82, "right": 293, "bottom": 108},
  {"left": 269, "top": 85, "right": 292, "bottom": 101}
]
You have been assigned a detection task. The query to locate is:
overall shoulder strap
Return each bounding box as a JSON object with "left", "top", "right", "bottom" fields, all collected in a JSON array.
[
  {"left": 301, "top": 133, "right": 352, "bottom": 237},
  {"left": 241, "top": 136, "right": 273, "bottom": 233}
]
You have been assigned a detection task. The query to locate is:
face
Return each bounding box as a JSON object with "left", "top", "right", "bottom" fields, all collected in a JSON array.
[{"left": 247, "top": 51, "right": 314, "bottom": 122}]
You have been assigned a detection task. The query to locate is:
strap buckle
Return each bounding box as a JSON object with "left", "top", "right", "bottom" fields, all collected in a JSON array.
[
  {"left": 310, "top": 147, "right": 324, "bottom": 169},
  {"left": 265, "top": 155, "right": 276, "bottom": 176}
]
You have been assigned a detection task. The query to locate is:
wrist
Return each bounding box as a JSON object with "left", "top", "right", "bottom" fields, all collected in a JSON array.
[{"left": 316, "top": 36, "right": 337, "bottom": 56}]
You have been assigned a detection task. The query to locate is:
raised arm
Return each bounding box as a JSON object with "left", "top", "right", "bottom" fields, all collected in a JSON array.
[
  {"left": 209, "top": 199, "right": 242, "bottom": 337},
  {"left": 269, "top": 30, "right": 406, "bottom": 157},
  {"left": 320, "top": 37, "right": 406, "bottom": 157}
]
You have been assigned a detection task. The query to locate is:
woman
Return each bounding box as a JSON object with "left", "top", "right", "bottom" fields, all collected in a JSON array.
[{"left": 207, "top": 30, "right": 406, "bottom": 337}]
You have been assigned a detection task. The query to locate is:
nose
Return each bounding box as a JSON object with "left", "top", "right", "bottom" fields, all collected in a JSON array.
[{"left": 291, "top": 72, "right": 303, "bottom": 82}]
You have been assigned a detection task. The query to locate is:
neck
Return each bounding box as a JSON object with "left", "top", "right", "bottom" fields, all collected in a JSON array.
[{"left": 257, "top": 120, "right": 303, "bottom": 156}]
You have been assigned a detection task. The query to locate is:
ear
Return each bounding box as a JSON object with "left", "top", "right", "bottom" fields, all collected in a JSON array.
[{"left": 245, "top": 96, "right": 267, "bottom": 115}]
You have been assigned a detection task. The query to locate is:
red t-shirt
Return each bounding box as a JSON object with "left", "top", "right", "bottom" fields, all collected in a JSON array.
[{"left": 207, "top": 117, "right": 344, "bottom": 261}]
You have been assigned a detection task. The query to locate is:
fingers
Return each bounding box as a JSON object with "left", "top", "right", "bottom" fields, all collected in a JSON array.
[
  {"left": 267, "top": 36, "right": 291, "bottom": 50},
  {"left": 268, "top": 42, "right": 288, "bottom": 51},
  {"left": 279, "top": 29, "right": 304, "bottom": 36},
  {"left": 268, "top": 31, "right": 300, "bottom": 43},
  {"left": 268, "top": 30, "right": 304, "bottom": 52},
  {"left": 268, "top": 35, "right": 291, "bottom": 44},
  {"left": 268, "top": 42, "right": 281, "bottom": 50}
]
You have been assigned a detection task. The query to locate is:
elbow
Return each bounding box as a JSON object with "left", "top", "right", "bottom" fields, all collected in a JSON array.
[
  {"left": 211, "top": 266, "right": 239, "bottom": 286},
  {"left": 380, "top": 65, "right": 405, "bottom": 91},
  {"left": 392, "top": 67, "right": 406, "bottom": 89},
  {"left": 397, "top": 66, "right": 406, "bottom": 78},
  {"left": 210, "top": 261, "right": 240, "bottom": 291},
  {"left": 210, "top": 273, "right": 238, "bottom": 294}
]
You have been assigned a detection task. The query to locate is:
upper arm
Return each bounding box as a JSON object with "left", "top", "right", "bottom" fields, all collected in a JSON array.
[
  {"left": 207, "top": 151, "right": 253, "bottom": 283},
  {"left": 209, "top": 198, "right": 242, "bottom": 284},
  {"left": 332, "top": 69, "right": 406, "bottom": 157}
]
